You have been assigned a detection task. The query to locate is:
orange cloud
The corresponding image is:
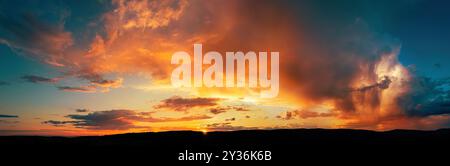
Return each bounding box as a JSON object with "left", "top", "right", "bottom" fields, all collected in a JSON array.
[
  {"left": 1, "top": 0, "right": 447, "bottom": 131},
  {"left": 278, "top": 109, "right": 337, "bottom": 120},
  {"left": 0, "top": 14, "right": 73, "bottom": 66},
  {"left": 154, "top": 96, "right": 222, "bottom": 111}
]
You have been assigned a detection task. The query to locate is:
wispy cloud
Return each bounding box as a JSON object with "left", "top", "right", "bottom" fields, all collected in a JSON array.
[
  {"left": 0, "top": 114, "right": 18, "bottom": 118},
  {"left": 21, "top": 75, "right": 59, "bottom": 84},
  {"left": 154, "top": 96, "right": 222, "bottom": 111},
  {"left": 209, "top": 107, "right": 228, "bottom": 115},
  {"left": 351, "top": 76, "right": 392, "bottom": 92},
  {"left": 75, "top": 109, "right": 89, "bottom": 113},
  {"left": 55, "top": 75, "right": 123, "bottom": 93},
  {"left": 208, "top": 106, "right": 251, "bottom": 115},
  {"left": 57, "top": 86, "right": 97, "bottom": 93},
  {"left": 277, "top": 109, "right": 336, "bottom": 120},
  {"left": 43, "top": 109, "right": 211, "bottom": 130},
  {"left": 0, "top": 13, "right": 73, "bottom": 66},
  {"left": 0, "top": 81, "right": 10, "bottom": 86},
  {"left": 42, "top": 120, "right": 76, "bottom": 127},
  {"left": 205, "top": 122, "right": 257, "bottom": 131}
]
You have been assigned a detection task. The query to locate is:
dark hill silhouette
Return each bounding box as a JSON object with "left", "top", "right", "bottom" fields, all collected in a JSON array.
[{"left": 1, "top": 128, "right": 449, "bottom": 165}]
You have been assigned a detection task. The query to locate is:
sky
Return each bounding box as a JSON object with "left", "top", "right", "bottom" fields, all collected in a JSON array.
[{"left": 0, "top": 0, "right": 449, "bottom": 136}]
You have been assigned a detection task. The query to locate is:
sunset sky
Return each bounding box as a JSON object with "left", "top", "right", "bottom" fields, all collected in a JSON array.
[{"left": 1, "top": 0, "right": 450, "bottom": 136}]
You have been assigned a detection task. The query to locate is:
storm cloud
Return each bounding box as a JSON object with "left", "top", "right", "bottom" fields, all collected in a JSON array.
[{"left": 398, "top": 76, "right": 450, "bottom": 117}]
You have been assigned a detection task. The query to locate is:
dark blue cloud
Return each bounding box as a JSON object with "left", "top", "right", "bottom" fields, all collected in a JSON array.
[
  {"left": 21, "top": 75, "right": 58, "bottom": 84},
  {"left": 0, "top": 81, "right": 9, "bottom": 86},
  {"left": 398, "top": 76, "right": 450, "bottom": 117},
  {"left": 0, "top": 114, "right": 18, "bottom": 118}
]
